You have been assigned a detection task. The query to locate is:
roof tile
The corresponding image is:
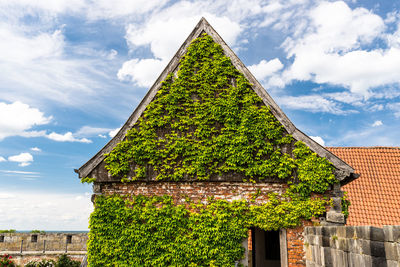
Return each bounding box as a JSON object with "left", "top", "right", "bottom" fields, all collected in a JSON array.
[{"left": 328, "top": 147, "right": 400, "bottom": 227}]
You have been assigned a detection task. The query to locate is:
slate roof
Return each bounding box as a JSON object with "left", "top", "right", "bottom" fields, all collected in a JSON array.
[
  {"left": 77, "top": 18, "right": 356, "bottom": 183},
  {"left": 328, "top": 147, "right": 400, "bottom": 226}
]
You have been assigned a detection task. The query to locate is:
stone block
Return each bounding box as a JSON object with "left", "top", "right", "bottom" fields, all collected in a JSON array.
[
  {"left": 313, "top": 245, "right": 322, "bottom": 265},
  {"left": 346, "top": 227, "right": 355, "bottom": 239},
  {"left": 384, "top": 226, "right": 400, "bottom": 242},
  {"left": 337, "top": 226, "right": 347, "bottom": 238},
  {"left": 322, "top": 236, "right": 330, "bottom": 247},
  {"left": 348, "top": 239, "right": 362, "bottom": 254},
  {"left": 331, "top": 197, "right": 342, "bottom": 212},
  {"left": 326, "top": 211, "right": 345, "bottom": 224},
  {"left": 306, "top": 260, "right": 316, "bottom": 267},
  {"left": 370, "top": 227, "right": 385, "bottom": 242},
  {"left": 321, "top": 227, "right": 331, "bottom": 237},
  {"left": 331, "top": 249, "right": 348, "bottom": 267},
  {"left": 355, "top": 226, "right": 370, "bottom": 240},
  {"left": 386, "top": 260, "right": 399, "bottom": 267},
  {"left": 321, "top": 247, "right": 333, "bottom": 267},
  {"left": 348, "top": 252, "right": 364, "bottom": 267},
  {"left": 337, "top": 238, "right": 348, "bottom": 251},
  {"left": 315, "top": 227, "right": 322, "bottom": 236},
  {"left": 371, "top": 256, "right": 387, "bottom": 267},
  {"left": 384, "top": 242, "right": 398, "bottom": 261},
  {"left": 370, "top": 241, "right": 386, "bottom": 257}
]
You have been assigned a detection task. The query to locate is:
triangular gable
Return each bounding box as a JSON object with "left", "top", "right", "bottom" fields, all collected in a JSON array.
[{"left": 77, "top": 18, "right": 357, "bottom": 184}]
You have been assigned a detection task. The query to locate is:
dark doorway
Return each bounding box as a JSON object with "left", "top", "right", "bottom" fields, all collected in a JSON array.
[{"left": 252, "top": 228, "right": 282, "bottom": 267}]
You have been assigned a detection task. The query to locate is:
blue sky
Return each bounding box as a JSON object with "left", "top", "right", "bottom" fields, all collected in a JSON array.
[{"left": 1, "top": 0, "right": 400, "bottom": 230}]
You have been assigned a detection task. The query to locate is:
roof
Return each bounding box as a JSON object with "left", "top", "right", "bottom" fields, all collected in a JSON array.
[
  {"left": 328, "top": 147, "right": 400, "bottom": 226},
  {"left": 77, "top": 18, "right": 356, "bottom": 183}
]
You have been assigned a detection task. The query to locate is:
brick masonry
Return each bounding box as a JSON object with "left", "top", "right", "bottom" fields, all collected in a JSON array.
[{"left": 96, "top": 181, "right": 337, "bottom": 267}]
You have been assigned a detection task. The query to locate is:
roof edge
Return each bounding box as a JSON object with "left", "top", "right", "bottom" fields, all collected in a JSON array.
[{"left": 77, "top": 17, "right": 355, "bottom": 180}]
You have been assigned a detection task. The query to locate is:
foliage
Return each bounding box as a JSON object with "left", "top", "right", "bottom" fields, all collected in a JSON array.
[
  {"left": 88, "top": 194, "right": 328, "bottom": 266},
  {"left": 0, "top": 254, "right": 15, "bottom": 267},
  {"left": 341, "top": 192, "right": 351, "bottom": 218},
  {"left": 0, "top": 230, "right": 16, "bottom": 234},
  {"left": 24, "top": 255, "right": 80, "bottom": 267},
  {"left": 30, "top": 230, "right": 45, "bottom": 234},
  {"left": 104, "top": 33, "right": 296, "bottom": 182},
  {"left": 88, "top": 34, "right": 339, "bottom": 266},
  {"left": 80, "top": 177, "right": 96, "bottom": 184},
  {"left": 25, "top": 259, "right": 56, "bottom": 267}
]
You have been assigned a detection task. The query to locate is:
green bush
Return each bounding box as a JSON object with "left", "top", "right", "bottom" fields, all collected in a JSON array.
[{"left": 0, "top": 254, "right": 16, "bottom": 267}]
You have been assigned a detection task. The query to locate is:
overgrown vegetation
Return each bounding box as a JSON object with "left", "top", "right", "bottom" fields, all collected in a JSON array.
[
  {"left": 88, "top": 194, "right": 328, "bottom": 266},
  {"left": 25, "top": 254, "right": 80, "bottom": 267},
  {"left": 30, "top": 230, "right": 45, "bottom": 234},
  {"left": 87, "top": 33, "right": 342, "bottom": 266},
  {"left": 0, "top": 230, "right": 16, "bottom": 234}
]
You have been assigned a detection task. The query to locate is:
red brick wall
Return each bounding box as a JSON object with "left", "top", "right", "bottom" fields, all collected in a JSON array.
[
  {"left": 100, "top": 181, "right": 287, "bottom": 205},
  {"left": 286, "top": 222, "right": 312, "bottom": 267}
]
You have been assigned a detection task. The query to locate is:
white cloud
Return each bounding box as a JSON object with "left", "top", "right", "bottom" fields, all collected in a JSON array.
[
  {"left": 75, "top": 126, "right": 114, "bottom": 137},
  {"left": 248, "top": 58, "right": 284, "bottom": 81},
  {"left": 46, "top": 132, "right": 92, "bottom": 143},
  {"left": 118, "top": 58, "right": 166, "bottom": 88},
  {"left": 120, "top": 6, "right": 243, "bottom": 87},
  {"left": 8, "top": 152, "right": 34, "bottom": 167},
  {"left": 0, "top": 191, "right": 93, "bottom": 230},
  {"left": 109, "top": 127, "right": 121, "bottom": 138},
  {"left": 387, "top": 102, "right": 400, "bottom": 117},
  {"left": 372, "top": 120, "right": 383, "bottom": 127},
  {"left": 0, "top": 156, "right": 6, "bottom": 162},
  {"left": 278, "top": 95, "right": 355, "bottom": 114},
  {"left": 0, "top": 170, "right": 40, "bottom": 175},
  {"left": 98, "top": 134, "right": 107, "bottom": 138},
  {"left": 310, "top": 136, "right": 325, "bottom": 146},
  {"left": 0, "top": 101, "right": 51, "bottom": 140},
  {"left": 30, "top": 147, "right": 41, "bottom": 152},
  {"left": 280, "top": 1, "right": 400, "bottom": 96}
]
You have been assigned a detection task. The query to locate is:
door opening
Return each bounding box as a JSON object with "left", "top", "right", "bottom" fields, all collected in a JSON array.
[{"left": 251, "top": 228, "right": 282, "bottom": 267}]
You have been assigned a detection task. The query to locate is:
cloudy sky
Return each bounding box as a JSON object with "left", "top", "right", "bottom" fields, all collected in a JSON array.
[{"left": 1, "top": 0, "right": 400, "bottom": 230}]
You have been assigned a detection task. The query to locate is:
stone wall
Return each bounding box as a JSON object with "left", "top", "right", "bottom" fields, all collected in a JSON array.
[
  {"left": 304, "top": 226, "right": 400, "bottom": 267},
  {"left": 0, "top": 233, "right": 88, "bottom": 265}
]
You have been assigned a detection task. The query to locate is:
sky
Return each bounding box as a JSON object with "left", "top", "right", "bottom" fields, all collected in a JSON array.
[{"left": 1, "top": 0, "right": 400, "bottom": 230}]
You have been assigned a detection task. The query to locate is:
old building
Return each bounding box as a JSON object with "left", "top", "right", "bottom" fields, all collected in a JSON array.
[{"left": 77, "top": 18, "right": 358, "bottom": 267}]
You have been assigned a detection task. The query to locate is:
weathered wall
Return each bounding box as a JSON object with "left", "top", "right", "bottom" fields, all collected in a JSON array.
[
  {"left": 98, "top": 181, "right": 288, "bottom": 205},
  {"left": 304, "top": 226, "right": 400, "bottom": 267},
  {"left": 0, "top": 233, "right": 87, "bottom": 265},
  {"left": 97, "top": 181, "right": 342, "bottom": 267}
]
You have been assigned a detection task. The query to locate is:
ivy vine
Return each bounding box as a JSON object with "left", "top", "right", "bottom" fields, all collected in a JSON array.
[
  {"left": 88, "top": 193, "right": 328, "bottom": 266},
  {"left": 86, "top": 33, "right": 346, "bottom": 266}
]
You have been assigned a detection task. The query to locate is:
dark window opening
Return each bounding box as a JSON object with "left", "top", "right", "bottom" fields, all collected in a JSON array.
[
  {"left": 265, "top": 230, "right": 281, "bottom": 260},
  {"left": 66, "top": 235, "right": 72, "bottom": 244},
  {"left": 0, "top": 236, "right": 4, "bottom": 242},
  {"left": 31, "top": 235, "right": 38, "bottom": 243}
]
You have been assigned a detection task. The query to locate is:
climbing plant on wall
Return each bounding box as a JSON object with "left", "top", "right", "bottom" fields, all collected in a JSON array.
[{"left": 87, "top": 33, "right": 341, "bottom": 266}]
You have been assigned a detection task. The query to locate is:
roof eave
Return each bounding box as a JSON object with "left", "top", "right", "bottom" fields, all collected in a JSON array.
[{"left": 77, "top": 17, "right": 356, "bottom": 179}]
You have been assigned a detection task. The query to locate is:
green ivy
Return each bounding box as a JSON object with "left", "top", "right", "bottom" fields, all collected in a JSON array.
[
  {"left": 88, "top": 194, "right": 328, "bottom": 267},
  {"left": 103, "top": 33, "right": 296, "bottom": 182},
  {"left": 341, "top": 192, "right": 351, "bottom": 218},
  {"left": 87, "top": 33, "right": 342, "bottom": 266}
]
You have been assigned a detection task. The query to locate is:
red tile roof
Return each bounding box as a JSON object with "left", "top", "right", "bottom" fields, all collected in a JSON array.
[{"left": 327, "top": 147, "right": 400, "bottom": 226}]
